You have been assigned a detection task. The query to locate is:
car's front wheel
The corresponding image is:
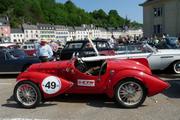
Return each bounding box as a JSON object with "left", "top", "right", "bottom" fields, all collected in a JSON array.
[
  {"left": 173, "top": 61, "right": 180, "bottom": 74},
  {"left": 115, "top": 79, "right": 146, "bottom": 108},
  {"left": 14, "top": 81, "right": 42, "bottom": 108}
]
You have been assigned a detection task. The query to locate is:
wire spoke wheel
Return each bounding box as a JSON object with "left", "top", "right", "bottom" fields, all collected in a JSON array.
[
  {"left": 14, "top": 81, "right": 42, "bottom": 108},
  {"left": 115, "top": 79, "right": 146, "bottom": 108},
  {"left": 17, "top": 84, "right": 37, "bottom": 106}
]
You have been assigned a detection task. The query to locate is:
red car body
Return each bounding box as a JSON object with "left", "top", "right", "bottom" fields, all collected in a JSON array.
[{"left": 14, "top": 57, "right": 169, "bottom": 108}]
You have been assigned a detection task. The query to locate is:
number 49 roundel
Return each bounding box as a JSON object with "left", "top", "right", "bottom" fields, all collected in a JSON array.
[{"left": 41, "top": 76, "right": 61, "bottom": 94}]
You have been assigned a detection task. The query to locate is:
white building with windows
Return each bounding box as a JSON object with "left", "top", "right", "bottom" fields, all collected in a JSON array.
[
  {"left": 55, "top": 25, "right": 69, "bottom": 44},
  {"left": 19, "top": 23, "right": 143, "bottom": 43},
  {"left": 10, "top": 28, "right": 25, "bottom": 43},
  {"left": 74, "top": 26, "right": 88, "bottom": 40},
  {"left": 98, "top": 27, "right": 108, "bottom": 39},
  {"left": 68, "top": 27, "right": 76, "bottom": 41},
  {"left": 37, "top": 24, "right": 55, "bottom": 42},
  {"left": 22, "top": 24, "right": 39, "bottom": 41},
  {"left": 112, "top": 29, "right": 123, "bottom": 39},
  {"left": 126, "top": 29, "right": 143, "bottom": 37}
]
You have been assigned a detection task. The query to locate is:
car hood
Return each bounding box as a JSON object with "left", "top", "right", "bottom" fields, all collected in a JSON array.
[
  {"left": 109, "top": 59, "right": 152, "bottom": 74},
  {"left": 27, "top": 60, "right": 69, "bottom": 73}
]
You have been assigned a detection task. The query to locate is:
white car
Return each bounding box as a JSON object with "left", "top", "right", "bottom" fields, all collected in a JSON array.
[{"left": 114, "top": 44, "right": 180, "bottom": 74}]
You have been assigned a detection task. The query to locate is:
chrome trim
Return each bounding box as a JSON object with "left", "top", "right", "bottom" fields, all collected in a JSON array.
[{"left": 0, "top": 72, "right": 20, "bottom": 74}]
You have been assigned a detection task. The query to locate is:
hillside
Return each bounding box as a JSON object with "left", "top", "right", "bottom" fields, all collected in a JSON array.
[{"left": 0, "top": 0, "right": 142, "bottom": 28}]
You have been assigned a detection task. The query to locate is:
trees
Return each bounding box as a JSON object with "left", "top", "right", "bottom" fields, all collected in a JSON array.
[{"left": 0, "top": 0, "right": 141, "bottom": 28}]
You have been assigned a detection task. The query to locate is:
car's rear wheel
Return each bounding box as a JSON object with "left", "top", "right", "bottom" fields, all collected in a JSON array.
[
  {"left": 14, "top": 81, "right": 42, "bottom": 108},
  {"left": 115, "top": 79, "right": 146, "bottom": 108},
  {"left": 173, "top": 61, "right": 180, "bottom": 74}
]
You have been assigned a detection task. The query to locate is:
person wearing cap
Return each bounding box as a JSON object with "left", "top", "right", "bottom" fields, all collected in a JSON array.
[{"left": 36, "top": 39, "right": 53, "bottom": 62}]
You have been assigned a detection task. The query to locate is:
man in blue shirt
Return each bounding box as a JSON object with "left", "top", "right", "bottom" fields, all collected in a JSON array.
[{"left": 36, "top": 39, "right": 53, "bottom": 62}]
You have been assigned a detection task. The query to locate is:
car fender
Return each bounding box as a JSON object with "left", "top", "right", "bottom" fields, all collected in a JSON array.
[
  {"left": 105, "top": 69, "right": 169, "bottom": 98},
  {"left": 130, "top": 58, "right": 150, "bottom": 68},
  {"left": 16, "top": 72, "right": 73, "bottom": 98}
]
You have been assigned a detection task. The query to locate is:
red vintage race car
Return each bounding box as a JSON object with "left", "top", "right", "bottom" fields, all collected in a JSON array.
[{"left": 13, "top": 56, "right": 169, "bottom": 108}]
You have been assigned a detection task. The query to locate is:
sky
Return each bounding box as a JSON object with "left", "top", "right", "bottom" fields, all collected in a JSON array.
[{"left": 56, "top": 0, "right": 146, "bottom": 23}]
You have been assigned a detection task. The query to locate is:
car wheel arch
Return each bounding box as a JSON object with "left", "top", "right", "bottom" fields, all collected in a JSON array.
[
  {"left": 113, "top": 77, "right": 148, "bottom": 93},
  {"left": 166, "top": 60, "right": 180, "bottom": 73},
  {"left": 16, "top": 79, "right": 42, "bottom": 91}
]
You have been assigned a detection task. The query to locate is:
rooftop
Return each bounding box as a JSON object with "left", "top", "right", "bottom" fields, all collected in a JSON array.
[
  {"left": 22, "top": 24, "right": 38, "bottom": 30},
  {"left": 0, "top": 17, "right": 9, "bottom": 26},
  {"left": 139, "top": 0, "right": 159, "bottom": 6},
  {"left": 11, "top": 28, "right": 23, "bottom": 33},
  {"left": 37, "top": 23, "right": 55, "bottom": 30}
]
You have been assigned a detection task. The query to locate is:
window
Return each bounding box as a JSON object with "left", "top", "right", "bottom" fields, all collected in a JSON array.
[
  {"left": 154, "top": 7, "right": 163, "bottom": 17},
  {"left": 153, "top": 24, "right": 163, "bottom": 34},
  {"left": 65, "top": 43, "right": 83, "bottom": 49},
  {"left": 96, "top": 42, "right": 108, "bottom": 49}
]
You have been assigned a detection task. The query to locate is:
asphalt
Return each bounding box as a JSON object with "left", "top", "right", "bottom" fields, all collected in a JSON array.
[{"left": 0, "top": 74, "right": 180, "bottom": 120}]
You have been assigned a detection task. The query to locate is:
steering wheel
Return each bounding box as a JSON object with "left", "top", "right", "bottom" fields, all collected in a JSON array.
[{"left": 76, "top": 57, "right": 88, "bottom": 72}]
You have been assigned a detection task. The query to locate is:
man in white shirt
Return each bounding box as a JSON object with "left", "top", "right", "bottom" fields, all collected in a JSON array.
[{"left": 36, "top": 39, "right": 53, "bottom": 62}]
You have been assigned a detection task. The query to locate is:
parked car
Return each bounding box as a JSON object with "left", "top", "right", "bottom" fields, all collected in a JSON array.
[
  {"left": 0, "top": 48, "right": 40, "bottom": 74},
  {"left": 115, "top": 44, "right": 143, "bottom": 54},
  {"left": 115, "top": 43, "right": 180, "bottom": 73},
  {"left": 0, "top": 42, "right": 16, "bottom": 48},
  {"left": 21, "top": 43, "right": 37, "bottom": 56},
  {"left": 59, "top": 39, "right": 115, "bottom": 60},
  {"left": 13, "top": 55, "right": 169, "bottom": 108}
]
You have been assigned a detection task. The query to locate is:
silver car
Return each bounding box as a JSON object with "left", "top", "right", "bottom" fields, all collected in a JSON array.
[{"left": 115, "top": 44, "right": 180, "bottom": 74}]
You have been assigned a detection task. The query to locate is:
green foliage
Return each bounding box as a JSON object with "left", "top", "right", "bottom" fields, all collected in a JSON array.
[{"left": 0, "top": 0, "right": 141, "bottom": 28}]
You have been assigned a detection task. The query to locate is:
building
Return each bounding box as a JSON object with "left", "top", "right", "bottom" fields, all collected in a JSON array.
[
  {"left": 74, "top": 26, "right": 88, "bottom": 40},
  {"left": 37, "top": 24, "right": 55, "bottom": 42},
  {"left": 140, "top": 0, "right": 180, "bottom": 37},
  {"left": 0, "top": 17, "right": 11, "bottom": 42},
  {"left": 67, "top": 27, "right": 76, "bottom": 41},
  {"left": 22, "top": 24, "right": 39, "bottom": 41},
  {"left": 111, "top": 29, "right": 123, "bottom": 39},
  {"left": 19, "top": 23, "right": 143, "bottom": 43},
  {"left": 126, "top": 29, "right": 143, "bottom": 38},
  {"left": 55, "top": 25, "right": 69, "bottom": 44},
  {"left": 11, "top": 28, "right": 24, "bottom": 43},
  {"left": 98, "top": 27, "right": 108, "bottom": 39}
]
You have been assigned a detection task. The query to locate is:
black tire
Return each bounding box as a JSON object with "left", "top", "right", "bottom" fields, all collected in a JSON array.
[
  {"left": 13, "top": 81, "right": 42, "bottom": 108},
  {"left": 172, "top": 61, "right": 180, "bottom": 74},
  {"left": 115, "top": 79, "right": 147, "bottom": 108}
]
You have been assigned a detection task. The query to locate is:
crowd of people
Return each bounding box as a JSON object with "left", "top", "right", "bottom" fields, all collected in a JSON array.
[
  {"left": 110, "top": 34, "right": 180, "bottom": 49},
  {"left": 9, "top": 33, "right": 180, "bottom": 63}
]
